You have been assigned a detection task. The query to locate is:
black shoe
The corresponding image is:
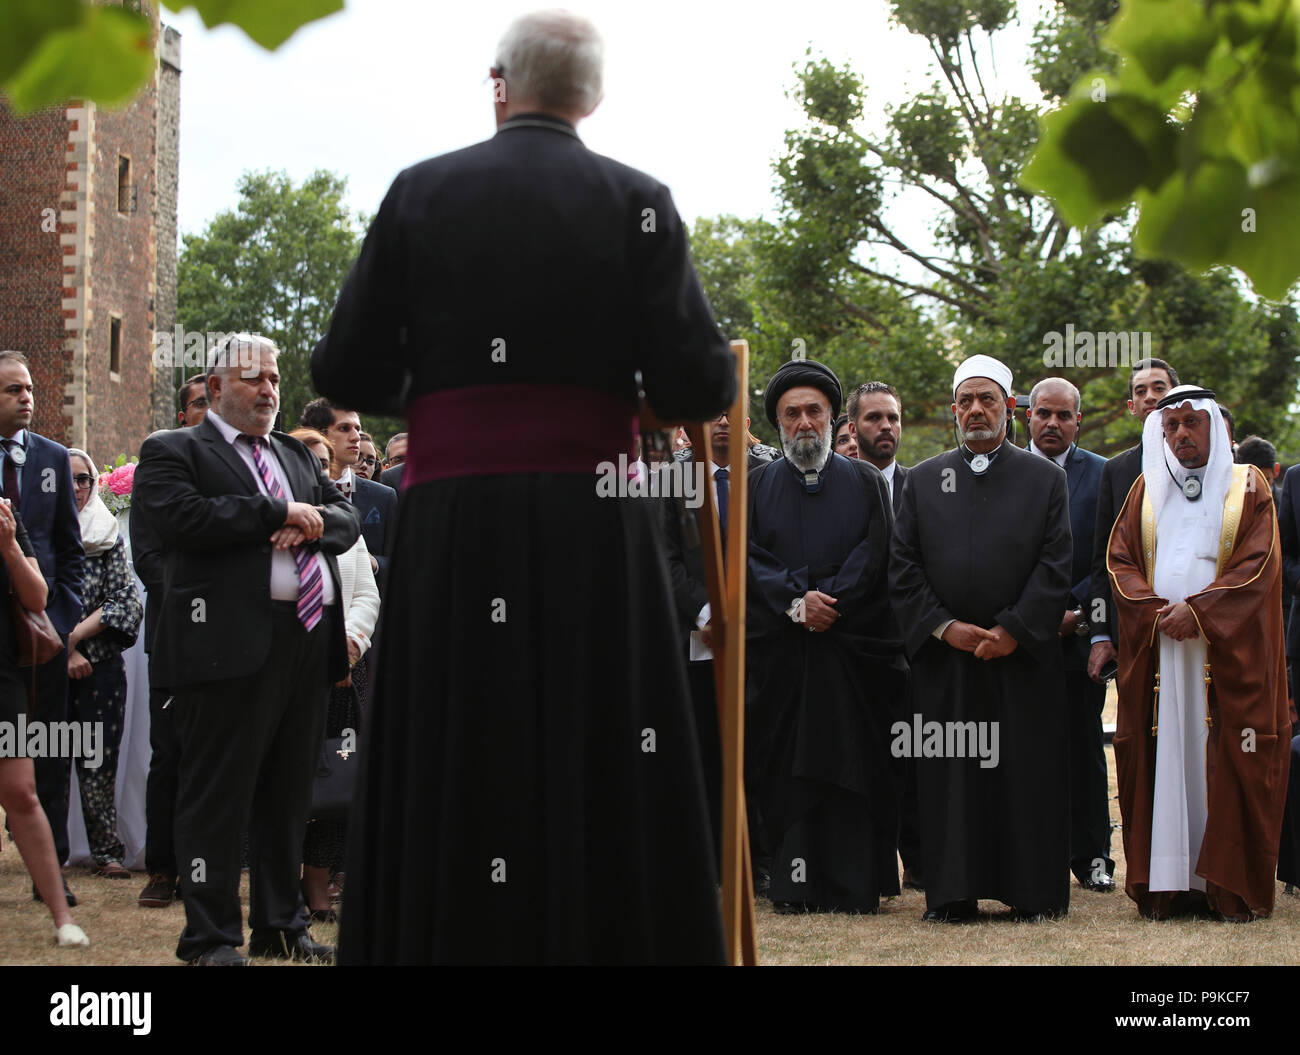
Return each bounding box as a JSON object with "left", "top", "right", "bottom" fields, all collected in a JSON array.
[
  {"left": 1079, "top": 874, "right": 1116, "bottom": 893},
  {"left": 923, "top": 899, "right": 978, "bottom": 922},
  {"left": 248, "top": 930, "right": 334, "bottom": 964},
  {"left": 187, "top": 944, "right": 248, "bottom": 966},
  {"left": 33, "top": 878, "right": 77, "bottom": 907}
]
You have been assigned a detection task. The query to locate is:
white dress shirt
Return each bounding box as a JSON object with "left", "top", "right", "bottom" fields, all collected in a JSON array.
[{"left": 206, "top": 409, "right": 335, "bottom": 605}]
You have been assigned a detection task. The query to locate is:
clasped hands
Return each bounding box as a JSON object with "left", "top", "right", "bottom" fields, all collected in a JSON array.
[
  {"left": 942, "top": 620, "right": 1018, "bottom": 660},
  {"left": 270, "top": 501, "right": 325, "bottom": 550},
  {"left": 1155, "top": 600, "right": 1198, "bottom": 641}
]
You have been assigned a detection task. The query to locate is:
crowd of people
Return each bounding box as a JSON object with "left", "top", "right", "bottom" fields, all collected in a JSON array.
[
  {"left": 0, "top": 347, "right": 410, "bottom": 960},
  {"left": 2, "top": 8, "right": 1295, "bottom": 966},
  {"left": 664, "top": 351, "right": 1295, "bottom": 926}
]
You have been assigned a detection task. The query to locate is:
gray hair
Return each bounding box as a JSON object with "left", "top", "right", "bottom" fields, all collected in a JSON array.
[
  {"left": 205, "top": 333, "right": 279, "bottom": 398},
  {"left": 1028, "top": 377, "right": 1081, "bottom": 415},
  {"left": 495, "top": 10, "right": 603, "bottom": 113}
]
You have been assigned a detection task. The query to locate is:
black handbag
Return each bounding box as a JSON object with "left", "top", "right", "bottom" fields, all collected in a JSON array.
[{"left": 310, "top": 733, "right": 359, "bottom": 823}]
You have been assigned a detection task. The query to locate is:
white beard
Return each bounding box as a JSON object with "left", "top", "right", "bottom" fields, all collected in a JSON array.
[{"left": 782, "top": 420, "right": 832, "bottom": 472}]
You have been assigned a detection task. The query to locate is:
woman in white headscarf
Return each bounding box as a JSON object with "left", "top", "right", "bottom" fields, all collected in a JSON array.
[{"left": 66, "top": 449, "right": 142, "bottom": 879}]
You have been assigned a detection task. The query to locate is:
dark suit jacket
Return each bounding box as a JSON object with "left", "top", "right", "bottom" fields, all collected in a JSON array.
[
  {"left": 350, "top": 475, "right": 398, "bottom": 587},
  {"left": 1089, "top": 442, "right": 1142, "bottom": 642},
  {"left": 1031, "top": 444, "right": 1105, "bottom": 669},
  {"left": 133, "top": 416, "right": 360, "bottom": 688},
  {"left": 10, "top": 431, "right": 85, "bottom": 640},
  {"left": 379, "top": 464, "right": 404, "bottom": 492},
  {"left": 663, "top": 454, "right": 766, "bottom": 646},
  {"left": 129, "top": 491, "right": 164, "bottom": 655},
  {"left": 1277, "top": 465, "right": 1300, "bottom": 659}
]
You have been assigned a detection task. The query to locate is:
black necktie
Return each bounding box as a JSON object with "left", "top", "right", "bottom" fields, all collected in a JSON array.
[
  {"left": 2, "top": 439, "right": 20, "bottom": 511},
  {"left": 715, "top": 467, "right": 729, "bottom": 546}
]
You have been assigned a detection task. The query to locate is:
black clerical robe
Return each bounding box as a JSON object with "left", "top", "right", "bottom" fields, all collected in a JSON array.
[
  {"left": 746, "top": 453, "right": 905, "bottom": 912},
  {"left": 889, "top": 440, "right": 1072, "bottom": 915},
  {"left": 312, "top": 113, "right": 734, "bottom": 964}
]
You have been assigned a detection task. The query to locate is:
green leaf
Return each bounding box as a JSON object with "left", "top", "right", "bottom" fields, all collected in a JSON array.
[
  {"left": 0, "top": 0, "right": 81, "bottom": 83},
  {"left": 166, "top": 0, "right": 344, "bottom": 49},
  {"left": 1106, "top": 0, "right": 1218, "bottom": 86},
  {"left": 4, "top": 5, "right": 155, "bottom": 112},
  {"left": 1134, "top": 156, "right": 1249, "bottom": 269},
  {"left": 1225, "top": 174, "right": 1300, "bottom": 299},
  {"left": 1020, "top": 92, "right": 1175, "bottom": 226}
]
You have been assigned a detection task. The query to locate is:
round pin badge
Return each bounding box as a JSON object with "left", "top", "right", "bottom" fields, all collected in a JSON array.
[
  {"left": 970, "top": 453, "right": 989, "bottom": 475},
  {"left": 8, "top": 446, "right": 26, "bottom": 466},
  {"left": 1182, "top": 475, "right": 1202, "bottom": 500}
]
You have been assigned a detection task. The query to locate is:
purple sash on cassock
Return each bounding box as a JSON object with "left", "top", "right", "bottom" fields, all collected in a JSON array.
[{"left": 404, "top": 383, "right": 639, "bottom": 485}]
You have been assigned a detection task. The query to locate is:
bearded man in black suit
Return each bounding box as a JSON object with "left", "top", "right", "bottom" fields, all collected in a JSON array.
[{"left": 134, "top": 335, "right": 359, "bottom": 965}]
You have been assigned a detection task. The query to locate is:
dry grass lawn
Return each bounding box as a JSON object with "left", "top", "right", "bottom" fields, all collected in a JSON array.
[{"left": 2, "top": 686, "right": 1294, "bottom": 965}]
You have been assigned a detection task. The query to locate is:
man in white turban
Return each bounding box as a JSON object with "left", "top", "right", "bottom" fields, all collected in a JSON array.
[{"left": 890, "top": 355, "right": 1073, "bottom": 921}]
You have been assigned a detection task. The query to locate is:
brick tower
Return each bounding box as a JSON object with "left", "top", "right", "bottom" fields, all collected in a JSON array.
[{"left": 0, "top": 9, "right": 180, "bottom": 462}]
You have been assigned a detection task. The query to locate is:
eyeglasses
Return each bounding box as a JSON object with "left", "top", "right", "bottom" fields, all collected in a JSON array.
[
  {"left": 72, "top": 474, "right": 95, "bottom": 488},
  {"left": 183, "top": 396, "right": 209, "bottom": 411},
  {"left": 385, "top": 455, "right": 405, "bottom": 467},
  {"left": 359, "top": 455, "right": 379, "bottom": 468}
]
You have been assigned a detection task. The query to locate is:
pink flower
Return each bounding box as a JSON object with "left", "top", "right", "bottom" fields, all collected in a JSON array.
[{"left": 99, "top": 463, "right": 135, "bottom": 496}]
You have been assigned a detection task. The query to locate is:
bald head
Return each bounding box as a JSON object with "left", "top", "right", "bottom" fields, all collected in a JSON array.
[{"left": 1027, "top": 377, "right": 1081, "bottom": 458}]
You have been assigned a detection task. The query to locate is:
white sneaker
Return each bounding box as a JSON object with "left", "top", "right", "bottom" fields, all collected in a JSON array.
[{"left": 55, "top": 923, "right": 89, "bottom": 948}]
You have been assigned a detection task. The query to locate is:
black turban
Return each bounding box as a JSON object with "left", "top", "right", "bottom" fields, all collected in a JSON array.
[{"left": 763, "top": 358, "right": 843, "bottom": 427}]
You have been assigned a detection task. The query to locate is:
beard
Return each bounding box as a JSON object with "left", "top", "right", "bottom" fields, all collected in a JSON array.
[
  {"left": 782, "top": 419, "right": 833, "bottom": 473},
  {"left": 959, "top": 401, "right": 1006, "bottom": 445}
]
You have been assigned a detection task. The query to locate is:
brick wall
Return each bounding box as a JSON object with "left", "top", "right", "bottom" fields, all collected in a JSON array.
[
  {"left": 153, "top": 25, "right": 181, "bottom": 434},
  {"left": 84, "top": 84, "right": 158, "bottom": 464},
  {"left": 0, "top": 105, "right": 73, "bottom": 445},
  {"left": 0, "top": 5, "right": 181, "bottom": 465}
]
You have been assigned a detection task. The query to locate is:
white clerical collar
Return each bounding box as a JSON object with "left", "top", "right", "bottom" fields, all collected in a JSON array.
[{"left": 1029, "top": 439, "right": 1069, "bottom": 468}]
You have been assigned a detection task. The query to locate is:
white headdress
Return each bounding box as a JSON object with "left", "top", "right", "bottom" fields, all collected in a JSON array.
[{"left": 1141, "top": 385, "right": 1233, "bottom": 530}]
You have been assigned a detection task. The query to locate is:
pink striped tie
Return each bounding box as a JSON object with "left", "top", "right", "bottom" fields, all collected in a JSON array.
[{"left": 244, "top": 435, "right": 324, "bottom": 631}]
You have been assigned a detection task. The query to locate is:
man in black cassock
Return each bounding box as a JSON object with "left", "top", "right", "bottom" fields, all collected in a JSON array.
[
  {"left": 889, "top": 354, "right": 1071, "bottom": 921},
  {"left": 746, "top": 358, "right": 904, "bottom": 913},
  {"left": 311, "top": 11, "right": 733, "bottom": 964}
]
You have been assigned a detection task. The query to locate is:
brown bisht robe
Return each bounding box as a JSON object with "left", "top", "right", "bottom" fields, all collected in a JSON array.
[{"left": 1108, "top": 465, "right": 1291, "bottom": 917}]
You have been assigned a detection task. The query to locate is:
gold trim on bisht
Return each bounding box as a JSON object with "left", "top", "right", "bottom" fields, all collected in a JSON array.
[{"left": 1138, "top": 463, "right": 1252, "bottom": 738}]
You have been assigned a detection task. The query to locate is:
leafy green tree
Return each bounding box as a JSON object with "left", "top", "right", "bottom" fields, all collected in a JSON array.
[
  {"left": 3, "top": 0, "right": 343, "bottom": 112},
  {"left": 711, "top": 0, "right": 1300, "bottom": 460},
  {"left": 177, "top": 169, "right": 399, "bottom": 439},
  {"left": 1022, "top": 0, "right": 1300, "bottom": 301}
]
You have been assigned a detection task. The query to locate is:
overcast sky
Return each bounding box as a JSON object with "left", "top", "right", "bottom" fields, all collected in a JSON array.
[{"left": 166, "top": 0, "right": 1053, "bottom": 248}]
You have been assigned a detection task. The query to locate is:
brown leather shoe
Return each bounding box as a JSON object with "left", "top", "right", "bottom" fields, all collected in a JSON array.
[
  {"left": 93, "top": 859, "right": 131, "bottom": 879},
  {"left": 138, "top": 873, "right": 178, "bottom": 907}
]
